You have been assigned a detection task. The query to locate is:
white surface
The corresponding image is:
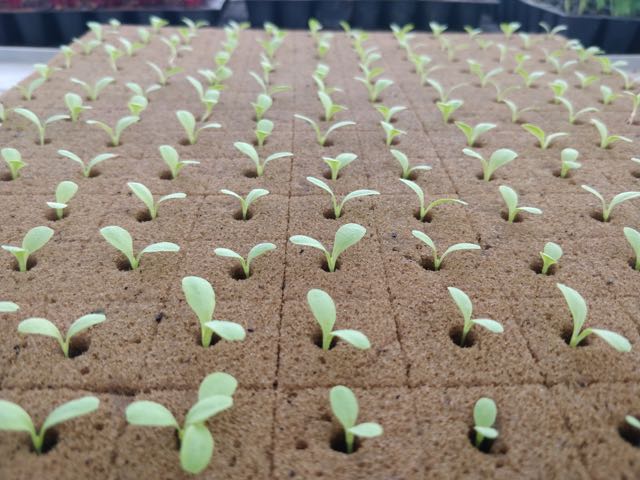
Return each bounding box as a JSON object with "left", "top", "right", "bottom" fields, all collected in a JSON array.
[{"left": 0, "top": 47, "right": 57, "bottom": 94}]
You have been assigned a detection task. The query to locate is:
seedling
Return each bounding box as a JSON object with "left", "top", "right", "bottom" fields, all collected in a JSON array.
[
  {"left": 18, "top": 77, "right": 45, "bottom": 101},
  {"left": 176, "top": 110, "right": 220, "bottom": 145},
  {"left": 473, "top": 398, "right": 499, "bottom": 449},
  {"left": 329, "top": 386, "right": 381, "bottom": 454},
  {"left": 103, "top": 44, "right": 123, "bottom": 71},
  {"left": 600, "top": 85, "right": 619, "bottom": 105},
  {"left": 289, "top": 223, "right": 366, "bottom": 272},
  {"left": 559, "top": 148, "right": 581, "bottom": 178},
  {"left": 381, "top": 121, "right": 405, "bottom": 147},
  {"left": 318, "top": 91, "right": 347, "bottom": 122},
  {"left": 127, "top": 182, "right": 185, "bottom": 220},
  {"left": 574, "top": 71, "right": 599, "bottom": 89},
  {"left": 591, "top": 118, "right": 632, "bottom": 149},
  {"left": 499, "top": 185, "right": 542, "bottom": 223},
  {"left": 70, "top": 77, "right": 114, "bottom": 101},
  {"left": 127, "top": 95, "right": 148, "bottom": 116},
  {"left": 294, "top": 114, "right": 355, "bottom": 146},
  {"left": 1, "top": 148, "right": 26, "bottom": 180},
  {"left": 615, "top": 68, "right": 635, "bottom": 90},
  {"left": 118, "top": 37, "right": 142, "bottom": 57},
  {"left": 13, "top": 108, "right": 68, "bottom": 146},
  {"left": 250, "top": 72, "right": 289, "bottom": 97},
  {"left": 556, "top": 97, "right": 598, "bottom": 124},
  {"left": 391, "top": 149, "right": 431, "bottom": 179},
  {"left": 47, "top": 181, "right": 78, "bottom": 220},
  {"left": 186, "top": 76, "right": 220, "bottom": 122},
  {"left": 126, "top": 373, "right": 235, "bottom": 474},
  {"left": 412, "top": 230, "right": 479, "bottom": 270},
  {"left": 624, "top": 227, "right": 640, "bottom": 271},
  {"left": 503, "top": 99, "right": 535, "bottom": 123},
  {"left": 454, "top": 122, "right": 496, "bottom": 147},
  {"left": 549, "top": 79, "right": 569, "bottom": 99},
  {"left": 355, "top": 77, "right": 393, "bottom": 103},
  {"left": 539, "top": 21, "right": 567, "bottom": 38},
  {"left": 401, "top": 179, "right": 467, "bottom": 221},
  {"left": 214, "top": 243, "right": 276, "bottom": 279},
  {"left": 546, "top": 55, "right": 577, "bottom": 74},
  {"left": 429, "top": 21, "right": 447, "bottom": 37},
  {"left": 307, "top": 177, "right": 379, "bottom": 218},
  {"left": 86, "top": 21, "right": 103, "bottom": 41},
  {"left": 64, "top": 93, "right": 91, "bottom": 122},
  {"left": 60, "top": 45, "right": 75, "bottom": 69},
  {"left": 58, "top": 149, "right": 118, "bottom": 178},
  {"left": 18, "top": 313, "right": 105, "bottom": 357},
  {"left": 375, "top": 104, "right": 406, "bottom": 123},
  {"left": 2, "top": 226, "right": 54, "bottom": 272},
  {"left": 448, "top": 287, "right": 503, "bottom": 347},
  {"left": 426, "top": 79, "right": 466, "bottom": 103},
  {"left": 436, "top": 99, "right": 463, "bottom": 123},
  {"left": 147, "top": 62, "right": 183, "bottom": 86},
  {"left": 233, "top": 142, "right": 292, "bottom": 177},
  {"left": 252, "top": 93, "right": 272, "bottom": 121},
  {"left": 182, "top": 276, "right": 246, "bottom": 347},
  {"left": 597, "top": 56, "right": 627, "bottom": 75},
  {"left": 522, "top": 123, "right": 568, "bottom": 149},
  {"left": 539, "top": 242, "right": 563, "bottom": 275},
  {"left": 322, "top": 153, "right": 358, "bottom": 180},
  {"left": 254, "top": 119, "right": 274, "bottom": 147},
  {"left": 625, "top": 91, "right": 640, "bottom": 125},
  {"left": 515, "top": 67, "right": 545, "bottom": 88},
  {"left": 126, "top": 82, "right": 161, "bottom": 100},
  {"left": 518, "top": 33, "right": 534, "bottom": 50},
  {"left": 557, "top": 283, "right": 631, "bottom": 351},
  {"left": 490, "top": 82, "right": 519, "bottom": 103},
  {"left": 157, "top": 145, "right": 198, "bottom": 180},
  {"left": 221, "top": 188, "right": 269, "bottom": 220},
  {"left": 462, "top": 148, "right": 518, "bottom": 181},
  {"left": 467, "top": 60, "right": 502, "bottom": 87},
  {"left": 86, "top": 115, "right": 139, "bottom": 147},
  {"left": 581, "top": 185, "right": 640, "bottom": 222},
  {"left": 33, "top": 63, "right": 58, "bottom": 81},
  {"left": 73, "top": 37, "right": 101, "bottom": 55},
  {"left": 500, "top": 21, "right": 520, "bottom": 38},
  {"left": 0, "top": 301, "right": 19, "bottom": 313},
  {"left": 0, "top": 396, "right": 99, "bottom": 454},
  {"left": 100, "top": 226, "right": 179, "bottom": 270},
  {"left": 150, "top": 15, "right": 169, "bottom": 33}
]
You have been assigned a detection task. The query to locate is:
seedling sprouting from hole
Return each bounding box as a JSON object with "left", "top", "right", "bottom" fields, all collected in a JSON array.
[
  {"left": 126, "top": 82, "right": 161, "bottom": 101},
  {"left": 1, "top": 148, "right": 27, "bottom": 180},
  {"left": 233, "top": 142, "right": 292, "bottom": 177},
  {"left": 182, "top": 276, "right": 246, "bottom": 347},
  {"left": 355, "top": 77, "right": 393, "bottom": 103},
  {"left": 600, "top": 85, "right": 619, "bottom": 105},
  {"left": 186, "top": 76, "right": 220, "bottom": 122},
  {"left": 429, "top": 21, "right": 447, "bottom": 37},
  {"left": 391, "top": 149, "right": 431, "bottom": 180},
  {"left": 381, "top": 121, "right": 406, "bottom": 146},
  {"left": 2, "top": 226, "right": 54, "bottom": 272},
  {"left": 375, "top": 104, "right": 406, "bottom": 123},
  {"left": 103, "top": 44, "right": 123, "bottom": 72},
  {"left": 149, "top": 15, "right": 169, "bottom": 33},
  {"left": 467, "top": 60, "right": 502, "bottom": 87},
  {"left": 307, "top": 289, "right": 370, "bottom": 351},
  {"left": 252, "top": 93, "right": 272, "bottom": 121},
  {"left": 625, "top": 91, "right": 640, "bottom": 125},
  {"left": 0, "top": 301, "right": 19, "bottom": 313},
  {"left": 555, "top": 97, "right": 598, "bottom": 124},
  {"left": 158, "top": 145, "right": 199, "bottom": 180},
  {"left": 0, "top": 396, "right": 99, "bottom": 454},
  {"left": 503, "top": 99, "right": 535, "bottom": 123},
  {"left": 255, "top": 119, "right": 273, "bottom": 147},
  {"left": 86, "top": 115, "right": 139, "bottom": 147},
  {"left": 539, "top": 21, "right": 567, "bottom": 38},
  {"left": 13, "top": 108, "right": 69, "bottom": 146},
  {"left": 499, "top": 185, "right": 542, "bottom": 223},
  {"left": 557, "top": 283, "right": 631, "bottom": 351},
  {"left": 515, "top": 67, "right": 545, "bottom": 88},
  {"left": 60, "top": 46, "right": 74, "bottom": 69},
  {"left": 147, "top": 62, "right": 183, "bottom": 86},
  {"left": 318, "top": 91, "right": 347, "bottom": 122},
  {"left": 591, "top": 118, "right": 632, "bottom": 149},
  {"left": 323, "top": 153, "right": 357, "bottom": 180},
  {"left": 426, "top": 79, "right": 466, "bottom": 103},
  {"left": 100, "top": 226, "right": 179, "bottom": 270},
  {"left": 126, "top": 372, "right": 236, "bottom": 474},
  {"left": 540, "top": 242, "right": 563, "bottom": 275},
  {"left": 549, "top": 79, "right": 569, "bottom": 100},
  {"left": 70, "top": 77, "right": 114, "bottom": 101},
  {"left": 58, "top": 149, "right": 118, "bottom": 178},
  {"left": 18, "top": 313, "right": 106, "bottom": 358},
  {"left": 73, "top": 37, "right": 101, "bottom": 55},
  {"left": 436, "top": 99, "right": 463, "bottom": 123},
  {"left": 289, "top": 223, "right": 366, "bottom": 272},
  {"left": 64, "top": 93, "right": 91, "bottom": 122},
  {"left": 18, "top": 77, "right": 45, "bottom": 101},
  {"left": 400, "top": 179, "right": 467, "bottom": 222},
  {"left": 307, "top": 177, "right": 379, "bottom": 218},
  {"left": 176, "top": 110, "right": 220, "bottom": 145},
  {"left": 490, "top": 82, "right": 519, "bottom": 103},
  {"left": 462, "top": 148, "right": 518, "bottom": 181},
  {"left": 624, "top": 227, "right": 640, "bottom": 271},
  {"left": 294, "top": 114, "right": 355, "bottom": 146},
  {"left": 454, "top": 121, "right": 496, "bottom": 147},
  {"left": 329, "top": 386, "right": 382, "bottom": 454},
  {"left": 448, "top": 286, "right": 503, "bottom": 347},
  {"left": 47, "top": 181, "right": 78, "bottom": 220},
  {"left": 412, "top": 231, "right": 480, "bottom": 270},
  {"left": 522, "top": 123, "right": 568, "bottom": 149},
  {"left": 559, "top": 148, "right": 581, "bottom": 178},
  {"left": 581, "top": 185, "right": 640, "bottom": 222},
  {"left": 127, "top": 182, "right": 186, "bottom": 220},
  {"left": 221, "top": 188, "right": 269, "bottom": 220},
  {"left": 473, "top": 397, "right": 499, "bottom": 450},
  {"left": 214, "top": 243, "right": 276, "bottom": 278},
  {"left": 500, "top": 21, "right": 520, "bottom": 38},
  {"left": 574, "top": 71, "right": 598, "bottom": 89}
]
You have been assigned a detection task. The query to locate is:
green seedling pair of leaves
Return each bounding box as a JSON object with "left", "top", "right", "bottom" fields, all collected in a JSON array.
[
  {"left": 455, "top": 122, "right": 496, "bottom": 147},
  {"left": 100, "top": 226, "right": 179, "bottom": 270},
  {"left": 14, "top": 108, "right": 69, "bottom": 146},
  {"left": 176, "top": 110, "right": 220, "bottom": 145},
  {"left": 47, "top": 181, "right": 78, "bottom": 220},
  {"left": 412, "top": 231, "right": 480, "bottom": 270},
  {"left": 559, "top": 148, "right": 581, "bottom": 178},
  {"left": 214, "top": 243, "right": 276, "bottom": 278},
  {"left": 581, "top": 185, "right": 640, "bottom": 222},
  {"left": 323, "top": 153, "right": 357, "bottom": 180},
  {"left": 448, "top": 287, "right": 503, "bottom": 347},
  {"left": 400, "top": 179, "right": 467, "bottom": 222},
  {"left": 591, "top": 118, "right": 632, "bottom": 149},
  {"left": 307, "top": 177, "right": 379, "bottom": 218},
  {"left": 58, "top": 149, "right": 118, "bottom": 178},
  {"left": 159, "top": 145, "right": 199, "bottom": 179},
  {"left": 70, "top": 77, "right": 115, "bottom": 101},
  {"left": 462, "top": 148, "right": 517, "bottom": 181},
  {"left": 294, "top": 114, "right": 355, "bottom": 146},
  {"left": 86, "top": 115, "right": 139, "bottom": 147},
  {"left": 539, "top": 242, "right": 563, "bottom": 275},
  {"left": 473, "top": 397, "right": 499, "bottom": 448},
  {"left": 522, "top": 123, "right": 568, "bottom": 149},
  {"left": 499, "top": 185, "right": 542, "bottom": 223},
  {"left": 1, "top": 148, "right": 27, "bottom": 180},
  {"left": 330, "top": 386, "right": 382, "bottom": 454},
  {"left": 64, "top": 92, "right": 91, "bottom": 122},
  {"left": 391, "top": 149, "right": 431, "bottom": 180},
  {"left": 128, "top": 182, "right": 186, "bottom": 220},
  {"left": 234, "top": 142, "right": 293, "bottom": 177},
  {"left": 221, "top": 188, "right": 269, "bottom": 220},
  {"left": 2, "top": 226, "right": 54, "bottom": 272}
]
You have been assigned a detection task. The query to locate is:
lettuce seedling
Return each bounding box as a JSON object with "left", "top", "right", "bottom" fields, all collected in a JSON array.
[
  {"left": 103, "top": 44, "right": 123, "bottom": 71},
  {"left": 186, "top": 76, "right": 220, "bottom": 122},
  {"left": 624, "top": 227, "right": 640, "bottom": 271},
  {"left": 150, "top": 15, "right": 169, "bottom": 32},
  {"left": 559, "top": 148, "right": 581, "bottom": 178},
  {"left": 503, "top": 99, "right": 535, "bottom": 123},
  {"left": 548, "top": 78, "right": 569, "bottom": 100},
  {"left": 391, "top": 149, "right": 431, "bottom": 179},
  {"left": 426, "top": 79, "right": 466, "bottom": 103},
  {"left": 250, "top": 72, "right": 289, "bottom": 97},
  {"left": 412, "top": 230, "right": 480, "bottom": 270},
  {"left": 73, "top": 37, "right": 101, "bottom": 55},
  {"left": 60, "top": 45, "right": 75, "bottom": 69},
  {"left": 436, "top": 99, "right": 463, "bottom": 124},
  {"left": 252, "top": 93, "right": 272, "bottom": 121},
  {"left": 455, "top": 122, "right": 496, "bottom": 147},
  {"left": 64, "top": 93, "right": 91, "bottom": 122},
  {"left": 126, "top": 82, "right": 161, "bottom": 100},
  {"left": 118, "top": 37, "right": 143, "bottom": 57},
  {"left": 126, "top": 373, "right": 235, "bottom": 474},
  {"left": 590, "top": 118, "right": 632, "bottom": 149},
  {"left": 70, "top": 77, "right": 114, "bottom": 101},
  {"left": 381, "top": 121, "right": 406, "bottom": 147},
  {"left": 581, "top": 185, "right": 640, "bottom": 222},
  {"left": 400, "top": 179, "right": 467, "bottom": 221},
  {"left": 128, "top": 182, "right": 186, "bottom": 220},
  {"left": 490, "top": 82, "right": 519, "bottom": 103},
  {"left": 355, "top": 77, "right": 393, "bottom": 103},
  {"left": 307, "top": 289, "right": 370, "bottom": 351},
  {"left": 86, "top": 21, "right": 103, "bottom": 41},
  {"left": 2, "top": 226, "right": 54, "bottom": 272},
  {"left": 182, "top": 276, "right": 246, "bottom": 347},
  {"left": 127, "top": 95, "right": 148, "bottom": 116},
  {"left": 522, "top": 123, "right": 568, "bottom": 149},
  {"left": 18, "top": 77, "right": 45, "bottom": 101},
  {"left": 318, "top": 91, "right": 346, "bottom": 122},
  {"left": 323, "top": 153, "right": 357, "bottom": 180},
  {"left": 0, "top": 301, "right": 19, "bottom": 313},
  {"left": 515, "top": 67, "right": 545, "bottom": 88},
  {"left": 214, "top": 243, "right": 276, "bottom": 279},
  {"left": 557, "top": 283, "right": 631, "bottom": 351},
  {"left": 625, "top": 91, "right": 640, "bottom": 125},
  {"left": 1, "top": 148, "right": 27, "bottom": 180},
  {"left": 546, "top": 55, "right": 576, "bottom": 74},
  {"left": 539, "top": 21, "right": 567, "bottom": 38},
  {"left": 18, "top": 313, "right": 106, "bottom": 357},
  {"left": 574, "top": 71, "right": 599, "bottom": 89},
  {"left": 233, "top": 142, "right": 292, "bottom": 177},
  {"left": 221, "top": 188, "right": 269, "bottom": 220},
  {"left": 467, "top": 60, "right": 502, "bottom": 87},
  {"left": 13, "top": 108, "right": 69, "bottom": 146},
  {"left": 0, "top": 396, "right": 99, "bottom": 454},
  {"left": 47, "top": 181, "right": 78, "bottom": 220},
  {"left": 147, "top": 61, "right": 183, "bottom": 86},
  {"left": 375, "top": 104, "right": 406, "bottom": 124},
  {"left": 100, "top": 226, "right": 179, "bottom": 270},
  {"left": 448, "top": 287, "right": 503, "bottom": 347},
  {"left": 462, "top": 148, "right": 517, "bottom": 181},
  {"left": 556, "top": 97, "right": 598, "bottom": 124},
  {"left": 58, "top": 149, "right": 118, "bottom": 178},
  {"left": 499, "top": 185, "right": 542, "bottom": 223},
  {"left": 540, "top": 241, "right": 563, "bottom": 275},
  {"left": 615, "top": 68, "right": 635, "bottom": 90},
  {"left": 500, "top": 21, "right": 520, "bottom": 38},
  {"left": 86, "top": 115, "right": 139, "bottom": 147},
  {"left": 307, "top": 177, "right": 379, "bottom": 218},
  {"left": 159, "top": 145, "right": 199, "bottom": 179},
  {"left": 473, "top": 397, "right": 499, "bottom": 448},
  {"left": 255, "top": 119, "right": 273, "bottom": 147},
  {"left": 329, "top": 386, "right": 382, "bottom": 454},
  {"left": 176, "top": 110, "right": 220, "bottom": 145},
  {"left": 289, "top": 223, "right": 366, "bottom": 272},
  {"left": 429, "top": 21, "right": 447, "bottom": 37},
  {"left": 294, "top": 115, "right": 355, "bottom": 146},
  {"left": 600, "top": 85, "right": 619, "bottom": 105}
]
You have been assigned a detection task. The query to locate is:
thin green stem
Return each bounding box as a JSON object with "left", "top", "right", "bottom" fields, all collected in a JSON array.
[
  {"left": 345, "top": 430, "right": 355, "bottom": 454},
  {"left": 201, "top": 324, "right": 213, "bottom": 347}
]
